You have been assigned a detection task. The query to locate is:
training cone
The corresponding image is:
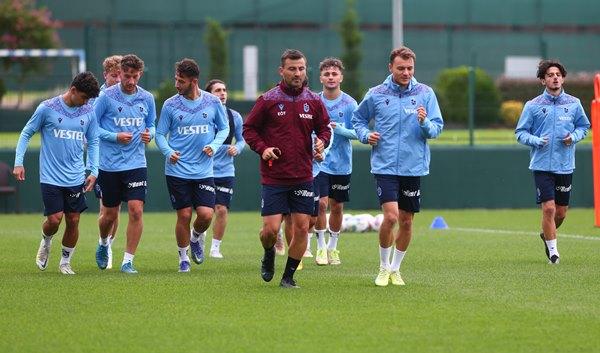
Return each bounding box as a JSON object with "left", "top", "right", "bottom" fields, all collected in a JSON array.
[{"left": 430, "top": 216, "right": 449, "bottom": 230}]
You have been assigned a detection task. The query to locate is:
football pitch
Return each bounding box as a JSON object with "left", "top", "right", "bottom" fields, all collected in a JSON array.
[{"left": 1, "top": 209, "right": 599, "bottom": 353}]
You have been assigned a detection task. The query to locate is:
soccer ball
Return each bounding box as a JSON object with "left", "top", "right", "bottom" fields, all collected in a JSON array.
[
  {"left": 353, "top": 214, "right": 373, "bottom": 233},
  {"left": 369, "top": 214, "right": 384, "bottom": 232},
  {"left": 342, "top": 213, "right": 356, "bottom": 232}
]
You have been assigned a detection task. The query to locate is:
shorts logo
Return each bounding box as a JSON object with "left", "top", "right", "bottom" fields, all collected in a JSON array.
[
  {"left": 199, "top": 184, "right": 216, "bottom": 193},
  {"left": 377, "top": 187, "right": 382, "bottom": 196},
  {"left": 294, "top": 189, "right": 313, "bottom": 197},
  {"left": 556, "top": 185, "right": 571, "bottom": 193},
  {"left": 303, "top": 103, "right": 309, "bottom": 113},
  {"left": 69, "top": 192, "right": 81, "bottom": 198},
  {"left": 170, "top": 194, "right": 176, "bottom": 203},
  {"left": 402, "top": 189, "right": 420, "bottom": 197},
  {"left": 216, "top": 186, "right": 233, "bottom": 194},
  {"left": 331, "top": 183, "right": 350, "bottom": 190},
  {"left": 261, "top": 199, "right": 264, "bottom": 208},
  {"left": 128, "top": 181, "right": 147, "bottom": 188},
  {"left": 536, "top": 188, "right": 541, "bottom": 197}
]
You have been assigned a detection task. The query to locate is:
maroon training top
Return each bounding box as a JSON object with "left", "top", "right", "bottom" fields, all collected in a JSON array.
[{"left": 243, "top": 81, "right": 331, "bottom": 186}]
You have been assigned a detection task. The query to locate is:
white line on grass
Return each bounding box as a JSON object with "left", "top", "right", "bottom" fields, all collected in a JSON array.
[{"left": 449, "top": 227, "right": 600, "bottom": 241}]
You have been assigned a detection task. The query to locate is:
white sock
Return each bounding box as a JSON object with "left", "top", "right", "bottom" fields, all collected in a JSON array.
[
  {"left": 191, "top": 229, "right": 205, "bottom": 244},
  {"left": 327, "top": 231, "right": 339, "bottom": 251},
  {"left": 122, "top": 252, "right": 134, "bottom": 265},
  {"left": 379, "top": 245, "right": 392, "bottom": 270},
  {"left": 211, "top": 238, "right": 222, "bottom": 251},
  {"left": 545, "top": 239, "right": 559, "bottom": 257},
  {"left": 99, "top": 236, "right": 109, "bottom": 246},
  {"left": 306, "top": 233, "right": 313, "bottom": 252},
  {"left": 315, "top": 229, "right": 327, "bottom": 250},
  {"left": 390, "top": 248, "right": 406, "bottom": 272},
  {"left": 59, "top": 246, "right": 75, "bottom": 265},
  {"left": 108, "top": 235, "right": 114, "bottom": 246},
  {"left": 178, "top": 246, "right": 190, "bottom": 263},
  {"left": 41, "top": 232, "right": 52, "bottom": 247}
]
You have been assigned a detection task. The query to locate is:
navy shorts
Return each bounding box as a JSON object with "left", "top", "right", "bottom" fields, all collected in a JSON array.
[
  {"left": 311, "top": 177, "right": 320, "bottom": 217},
  {"left": 374, "top": 174, "right": 421, "bottom": 213},
  {"left": 41, "top": 183, "right": 87, "bottom": 216},
  {"left": 261, "top": 182, "right": 314, "bottom": 216},
  {"left": 534, "top": 171, "right": 572, "bottom": 206},
  {"left": 214, "top": 177, "right": 235, "bottom": 208},
  {"left": 166, "top": 175, "right": 215, "bottom": 210},
  {"left": 318, "top": 171, "right": 351, "bottom": 202},
  {"left": 98, "top": 168, "right": 147, "bottom": 207}
]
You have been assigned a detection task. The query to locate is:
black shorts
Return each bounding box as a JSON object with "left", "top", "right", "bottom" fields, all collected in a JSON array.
[
  {"left": 41, "top": 183, "right": 87, "bottom": 216},
  {"left": 318, "top": 171, "right": 351, "bottom": 202},
  {"left": 312, "top": 177, "right": 320, "bottom": 217},
  {"left": 261, "top": 182, "right": 314, "bottom": 216},
  {"left": 374, "top": 174, "right": 421, "bottom": 213},
  {"left": 98, "top": 168, "right": 147, "bottom": 207},
  {"left": 166, "top": 175, "right": 216, "bottom": 210},
  {"left": 214, "top": 177, "right": 235, "bottom": 208},
  {"left": 534, "top": 171, "right": 573, "bottom": 206}
]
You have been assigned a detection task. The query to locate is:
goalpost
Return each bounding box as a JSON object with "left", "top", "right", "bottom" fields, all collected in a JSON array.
[
  {"left": 0, "top": 48, "right": 86, "bottom": 76},
  {"left": 592, "top": 74, "right": 600, "bottom": 227}
]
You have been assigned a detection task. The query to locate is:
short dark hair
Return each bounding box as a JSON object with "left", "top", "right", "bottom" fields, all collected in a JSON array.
[
  {"left": 319, "top": 57, "right": 344, "bottom": 72},
  {"left": 537, "top": 60, "right": 567, "bottom": 79},
  {"left": 71, "top": 71, "right": 100, "bottom": 98},
  {"left": 280, "top": 49, "right": 306, "bottom": 66},
  {"left": 121, "top": 54, "right": 144, "bottom": 72},
  {"left": 176, "top": 58, "right": 200, "bottom": 79},
  {"left": 205, "top": 79, "right": 225, "bottom": 92},
  {"left": 390, "top": 46, "right": 416, "bottom": 63}
]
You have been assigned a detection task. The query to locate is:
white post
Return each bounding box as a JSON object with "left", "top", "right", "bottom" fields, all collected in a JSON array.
[
  {"left": 392, "top": 0, "right": 403, "bottom": 48},
  {"left": 243, "top": 45, "right": 258, "bottom": 100}
]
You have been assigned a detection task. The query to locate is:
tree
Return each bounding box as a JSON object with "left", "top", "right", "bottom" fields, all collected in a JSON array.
[
  {"left": 0, "top": 0, "right": 61, "bottom": 107},
  {"left": 339, "top": 0, "right": 364, "bottom": 101},
  {"left": 204, "top": 18, "right": 228, "bottom": 82}
]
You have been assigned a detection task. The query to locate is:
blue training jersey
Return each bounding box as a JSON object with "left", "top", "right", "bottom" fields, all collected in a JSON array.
[
  {"left": 213, "top": 107, "right": 245, "bottom": 178},
  {"left": 155, "top": 91, "right": 230, "bottom": 179},
  {"left": 15, "top": 96, "right": 99, "bottom": 187},
  {"left": 319, "top": 91, "right": 357, "bottom": 175},
  {"left": 94, "top": 84, "right": 156, "bottom": 172}
]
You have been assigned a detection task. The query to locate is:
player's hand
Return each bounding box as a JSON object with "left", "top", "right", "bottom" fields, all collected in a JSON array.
[
  {"left": 314, "top": 137, "right": 324, "bottom": 154},
  {"left": 169, "top": 151, "right": 181, "bottom": 164},
  {"left": 417, "top": 106, "right": 427, "bottom": 124},
  {"left": 84, "top": 175, "right": 97, "bottom": 192},
  {"left": 262, "top": 147, "right": 281, "bottom": 161},
  {"left": 12, "top": 166, "right": 25, "bottom": 181},
  {"left": 563, "top": 134, "right": 573, "bottom": 146},
  {"left": 367, "top": 132, "right": 381, "bottom": 146},
  {"left": 117, "top": 132, "right": 133, "bottom": 144},
  {"left": 314, "top": 151, "right": 324, "bottom": 162},
  {"left": 203, "top": 146, "right": 214, "bottom": 157},
  {"left": 534, "top": 136, "right": 549, "bottom": 147},
  {"left": 227, "top": 146, "right": 238, "bottom": 156},
  {"left": 141, "top": 128, "right": 151, "bottom": 144}
]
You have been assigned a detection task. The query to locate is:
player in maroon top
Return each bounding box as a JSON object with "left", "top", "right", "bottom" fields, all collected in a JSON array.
[{"left": 243, "top": 49, "right": 331, "bottom": 288}]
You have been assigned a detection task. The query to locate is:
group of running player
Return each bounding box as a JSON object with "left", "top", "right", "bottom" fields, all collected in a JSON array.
[{"left": 13, "top": 46, "right": 589, "bottom": 288}]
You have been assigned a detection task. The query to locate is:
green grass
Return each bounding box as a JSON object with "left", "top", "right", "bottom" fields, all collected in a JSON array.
[
  {"left": 0, "top": 209, "right": 599, "bottom": 353},
  {"left": 0, "top": 129, "right": 593, "bottom": 150}
]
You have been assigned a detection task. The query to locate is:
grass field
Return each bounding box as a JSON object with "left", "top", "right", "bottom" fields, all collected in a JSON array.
[{"left": 0, "top": 209, "right": 599, "bottom": 353}]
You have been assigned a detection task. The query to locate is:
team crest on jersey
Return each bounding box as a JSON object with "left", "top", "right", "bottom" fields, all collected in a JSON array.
[
  {"left": 139, "top": 106, "right": 144, "bottom": 113},
  {"left": 80, "top": 119, "right": 84, "bottom": 126},
  {"left": 118, "top": 107, "right": 122, "bottom": 112},
  {"left": 411, "top": 99, "right": 416, "bottom": 105},
  {"left": 278, "top": 103, "right": 284, "bottom": 111},
  {"left": 202, "top": 112, "right": 208, "bottom": 118},
  {"left": 385, "top": 99, "right": 389, "bottom": 105},
  {"left": 178, "top": 115, "right": 183, "bottom": 121},
  {"left": 339, "top": 111, "right": 343, "bottom": 117},
  {"left": 303, "top": 103, "right": 309, "bottom": 113},
  {"left": 564, "top": 107, "right": 568, "bottom": 113},
  {"left": 58, "top": 118, "right": 63, "bottom": 123}
]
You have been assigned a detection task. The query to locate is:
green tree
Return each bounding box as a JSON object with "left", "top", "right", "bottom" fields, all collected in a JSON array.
[
  {"left": 434, "top": 66, "right": 501, "bottom": 126},
  {"left": 204, "top": 18, "right": 228, "bottom": 82},
  {"left": 0, "top": 0, "right": 61, "bottom": 107},
  {"left": 339, "top": 0, "right": 364, "bottom": 101}
]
